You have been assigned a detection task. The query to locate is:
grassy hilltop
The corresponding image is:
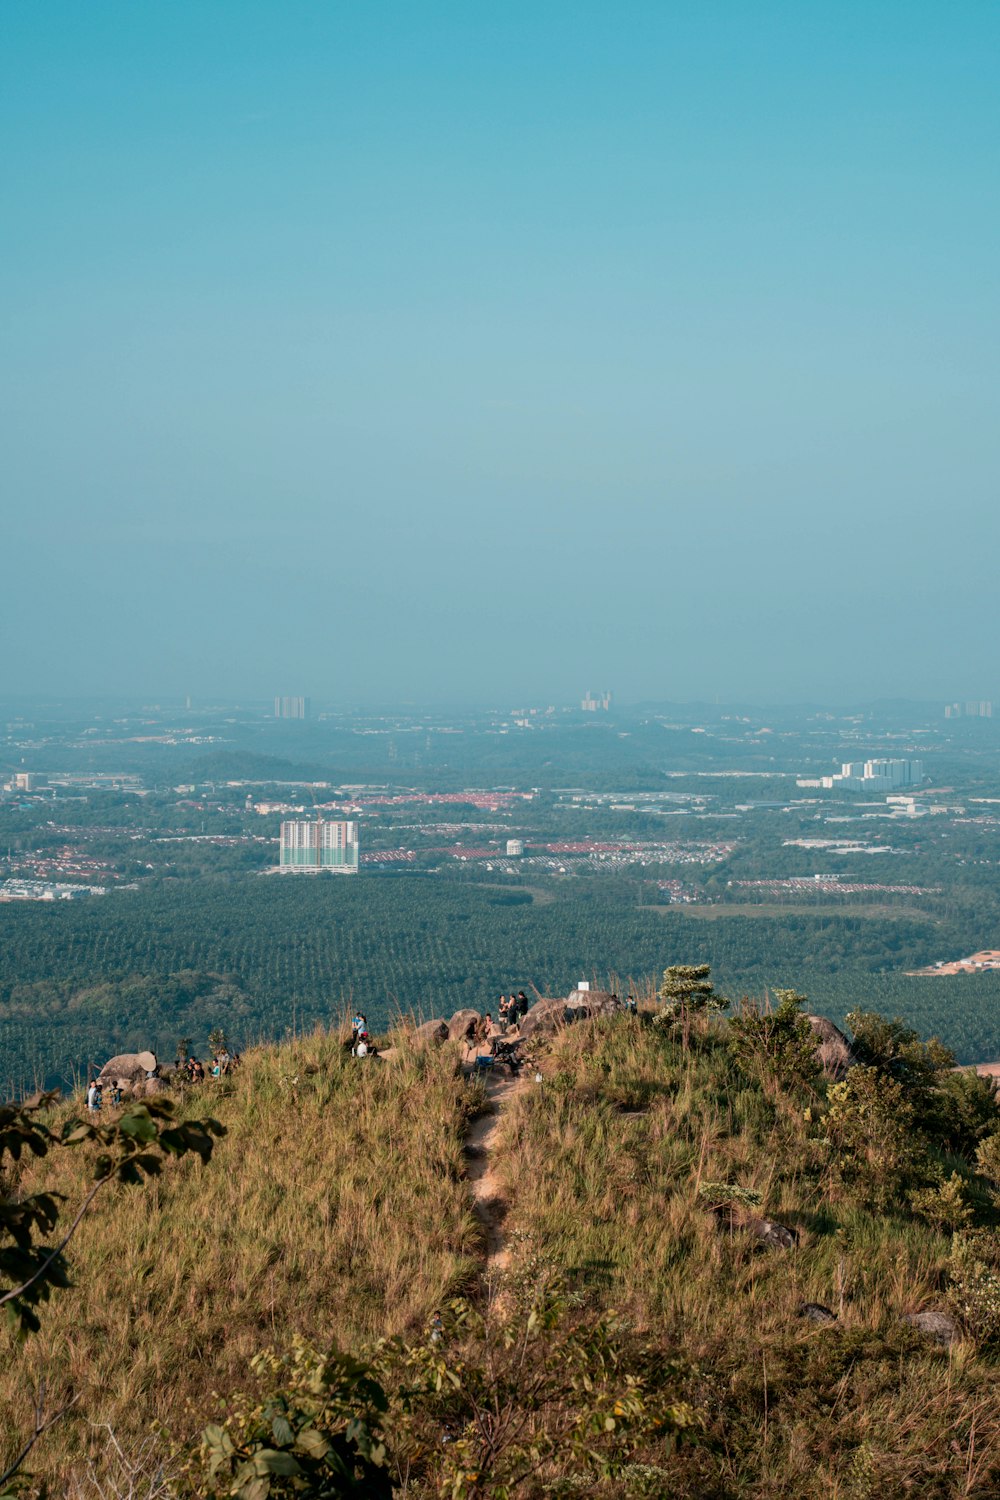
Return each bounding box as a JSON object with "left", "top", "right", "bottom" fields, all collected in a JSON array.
[{"left": 6, "top": 996, "right": 1000, "bottom": 1497}]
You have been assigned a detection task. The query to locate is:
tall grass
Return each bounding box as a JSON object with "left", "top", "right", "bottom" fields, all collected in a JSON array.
[
  {"left": 496, "top": 1015, "right": 1000, "bottom": 1496},
  {"left": 0, "top": 1028, "right": 480, "bottom": 1490}
]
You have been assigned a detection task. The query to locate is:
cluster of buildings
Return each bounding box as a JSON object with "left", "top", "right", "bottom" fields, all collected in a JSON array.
[
  {"left": 945, "top": 701, "right": 992, "bottom": 719},
  {"left": 580, "top": 689, "right": 613, "bottom": 712},
  {"left": 798, "top": 758, "right": 924, "bottom": 792},
  {"left": 0, "top": 878, "right": 107, "bottom": 902}
]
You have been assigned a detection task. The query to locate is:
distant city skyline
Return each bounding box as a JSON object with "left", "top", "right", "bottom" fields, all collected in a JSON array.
[{"left": 3, "top": 4, "right": 999, "bottom": 703}]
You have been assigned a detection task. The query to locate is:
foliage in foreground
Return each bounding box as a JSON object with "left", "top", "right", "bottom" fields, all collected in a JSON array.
[
  {"left": 0, "top": 1092, "right": 224, "bottom": 1493},
  {"left": 191, "top": 1280, "right": 695, "bottom": 1500}
]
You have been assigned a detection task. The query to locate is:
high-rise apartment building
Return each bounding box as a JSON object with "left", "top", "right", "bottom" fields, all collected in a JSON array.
[
  {"left": 279, "top": 819, "right": 359, "bottom": 873},
  {"left": 275, "top": 696, "right": 310, "bottom": 720}
]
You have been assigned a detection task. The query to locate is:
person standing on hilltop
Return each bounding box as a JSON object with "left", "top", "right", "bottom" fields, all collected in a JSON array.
[
  {"left": 87, "top": 1080, "right": 102, "bottom": 1113},
  {"left": 517, "top": 991, "right": 530, "bottom": 1023}
]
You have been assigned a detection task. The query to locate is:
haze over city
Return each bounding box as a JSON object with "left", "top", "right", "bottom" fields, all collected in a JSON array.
[{"left": 3, "top": 3, "right": 998, "bottom": 704}]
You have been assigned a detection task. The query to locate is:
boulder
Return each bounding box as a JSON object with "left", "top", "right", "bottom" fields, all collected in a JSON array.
[
  {"left": 807, "top": 1015, "right": 855, "bottom": 1079},
  {"left": 140, "top": 1076, "right": 169, "bottom": 1097},
  {"left": 448, "top": 1009, "right": 481, "bottom": 1043},
  {"left": 97, "top": 1052, "right": 158, "bottom": 1088},
  {"left": 901, "top": 1310, "right": 960, "bottom": 1347},
  {"left": 410, "top": 1019, "right": 449, "bottom": 1048},
  {"left": 747, "top": 1217, "right": 798, "bottom": 1250},
  {"left": 798, "top": 1302, "right": 837, "bottom": 1324},
  {"left": 520, "top": 991, "right": 623, "bottom": 1040},
  {"left": 519, "top": 997, "right": 570, "bottom": 1040},
  {"left": 564, "top": 988, "right": 622, "bottom": 1021}
]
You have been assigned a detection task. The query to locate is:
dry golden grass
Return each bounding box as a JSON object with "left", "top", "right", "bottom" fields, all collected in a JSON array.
[
  {"left": 1, "top": 1028, "right": 481, "bottom": 1490},
  {"left": 495, "top": 1015, "right": 1000, "bottom": 1496}
]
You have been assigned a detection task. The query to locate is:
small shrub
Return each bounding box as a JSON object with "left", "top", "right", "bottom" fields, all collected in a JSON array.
[
  {"left": 909, "top": 1171, "right": 973, "bottom": 1233},
  {"left": 948, "top": 1230, "right": 1000, "bottom": 1341},
  {"left": 824, "top": 1067, "right": 927, "bottom": 1209}
]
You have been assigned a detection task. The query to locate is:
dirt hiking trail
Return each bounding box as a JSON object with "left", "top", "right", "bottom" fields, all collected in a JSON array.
[{"left": 465, "top": 1070, "right": 528, "bottom": 1272}]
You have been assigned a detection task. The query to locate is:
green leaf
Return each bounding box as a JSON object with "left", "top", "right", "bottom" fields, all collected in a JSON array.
[
  {"left": 118, "top": 1109, "right": 158, "bottom": 1143},
  {"left": 254, "top": 1449, "right": 303, "bottom": 1477},
  {"left": 270, "top": 1415, "right": 295, "bottom": 1447},
  {"left": 293, "top": 1428, "right": 330, "bottom": 1459}
]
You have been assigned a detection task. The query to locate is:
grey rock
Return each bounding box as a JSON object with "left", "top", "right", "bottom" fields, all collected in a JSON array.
[
  {"left": 410, "top": 1019, "right": 450, "bottom": 1048},
  {"left": 806, "top": 1015, "right": 855, "bottom": 1079},
  {"left": 798, "top": 1302, "right": 837, "bottom": 1324},
  {"left": 747, "top": 1217, "right": 798, "bottom": 1250},
  {"left": 97, "top": 1052, "right": 158, "bottom": 1088},
  {"left": 902, "top": 1310, "right": 960, "bottom": 1346},
  {"left": 519, "top": 997, "right": 571, "bottom": 1039},
  {"left": 520, "top": 990, "right": 623, "bottom": 1039},
  {"left": 447, "top": 1009, "right": 481, "bottom": 1043}
]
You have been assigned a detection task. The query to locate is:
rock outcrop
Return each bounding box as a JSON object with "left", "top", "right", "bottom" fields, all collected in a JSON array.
[
  {"left": 806, "top": 1015, "right": 855, "bottom": 1079},
  {"left": 410, "top": 1019, "right": 450, "bottom": 1048},
  {"left": 901, "top": 1310, "right": 960, "bottom": 1346},
  {"left": 748, "top": 1217, "right": 798, "bottom": 1250},
  {"left": 447, "top": 1009, "right": 481, "bottom": 1043},
  {"left": 520, "top": 990, "right": 623, "bottom": 1040},
  {"left": 519, "top": 997, "right": 570, "bottom": 1040},
  {"left": 798, "top": 1302, "right": 837, "bottom": 1324},
  {"left": 97, "top": 1051, "right": 158, "bottom": 1092},
  {"left": 564, "top": 988, "right": 621, "bottom": 1021}
]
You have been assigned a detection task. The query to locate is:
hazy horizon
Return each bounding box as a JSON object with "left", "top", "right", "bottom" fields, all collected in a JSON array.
[{"left": 3, "top": 4, "right": 999, "bottom": 705}]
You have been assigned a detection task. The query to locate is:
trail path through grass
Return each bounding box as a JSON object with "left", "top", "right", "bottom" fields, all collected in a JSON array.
[{"left": 465, "top": 1072, "right": 524, "bottom": 1271}]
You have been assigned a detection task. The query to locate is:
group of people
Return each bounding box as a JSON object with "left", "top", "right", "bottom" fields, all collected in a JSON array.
[
  {"left": 477, "top": 990, "right": 531, "bottom": 1043},
  {"left": 184, "top": 1050, "right": 241, "bottom": 1082},
  {"left": 351, "top": 1013, "right": 376, "bottom": 1057},
  {"left": 86, "top": 1080, "right": 124, "bottom": 1111}
]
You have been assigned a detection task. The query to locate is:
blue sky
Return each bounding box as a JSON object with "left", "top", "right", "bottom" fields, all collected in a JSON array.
[{"left": 2, "top": 2, "right": 998, "bottom": 704}]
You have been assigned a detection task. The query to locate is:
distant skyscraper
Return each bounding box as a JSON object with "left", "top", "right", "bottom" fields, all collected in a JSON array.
[
  {"left": 581, "top": 689, "right": 612, "bottom": 712},
  {"left": 275, "top": 696, "right": 310, "bottom": 720},
  {"left": 945, "top": 701, "right": 993, "bottom": 719},
  {"left": 279, "top": 819, "right": 359, "bottom": 873}
]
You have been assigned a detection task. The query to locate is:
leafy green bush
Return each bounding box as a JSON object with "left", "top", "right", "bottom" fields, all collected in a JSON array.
[{"left": 728, "top": 989, "right": 820, "bottom": 1093}]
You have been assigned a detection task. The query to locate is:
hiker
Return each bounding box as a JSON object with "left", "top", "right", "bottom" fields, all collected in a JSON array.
[
  {"left": 498, "top": 996, "right": 510, "bottom": 1035},
  {"left": 484, "top": 1013, "right": 496, "bottom": 1041},
  {"left": 625, "top": 994, "right": 638, "bottom": 1017},
  {"left": 111, "top": 1083, "right": 124, "bottom": 1107},
  {"left": 87, "top": 1080, "right": 102, "bottom": 1113},
  {"left": 358, "top": 1014, "right": 369, "bottom": 1040},
  {"left": 517, "top": 991, "right": 530, "bottom": 1022},
  {"left": 351, "top": 1012, "right": 364, "bottom": 1044},
  {"left": 354, "top": 1037, "right": 369, "bottom": 1057}
]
